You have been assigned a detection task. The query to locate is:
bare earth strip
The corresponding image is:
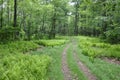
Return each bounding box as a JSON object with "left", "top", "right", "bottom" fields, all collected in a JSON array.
[
  {"left": 73, "top": 42, "right": 97, "bottom": 80},
  {"left": 62, "top": 44, "right": 73, "bottom": 80},
  {"left": 102, "top": 57, "right": 120, "bottom": 65}
]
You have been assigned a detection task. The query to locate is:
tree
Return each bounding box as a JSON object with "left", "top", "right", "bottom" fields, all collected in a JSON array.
[
  {"left": 13, "top": 0, "right": 17, "bottom": 27},
  {"left": 0, "top": 0, "right": 3, "bottom": 28}
]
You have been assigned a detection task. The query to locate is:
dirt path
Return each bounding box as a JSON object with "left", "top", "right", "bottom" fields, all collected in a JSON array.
[
  {"left": 73, "top": 41, "right": 97, "bottom": 80},
  {"left": 62, "top": 44, "right": 73, "bottom": 80},
  {"left": 102, "top": 57, "right": 120, "bottom": 65}
]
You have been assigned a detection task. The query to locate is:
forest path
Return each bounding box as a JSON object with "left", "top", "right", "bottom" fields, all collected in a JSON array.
[
  {"left": 72, "top": 40, "right": 97, "bottom": 80},
  {"left": 61, "top": 39, "right": 97, "bottom": 80},
  {"left": 62, "top": 43, "right": 73, "bottom": 80}
]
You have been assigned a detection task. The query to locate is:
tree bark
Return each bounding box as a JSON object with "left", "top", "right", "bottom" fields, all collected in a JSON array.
[
  {"left": 50, "top": 8, "right": 56, "bottom": 39},
  {"left": 13, "top": 0, "right": 17, "bottom": 27},
  {"left": 74, "top": 0, "right": 79, "bottom": 36},
  {"left": 7, "top": 0, "right": 10, "bottom": 26},
  {"left": 0, "top": 0, "right": 3, "bottom": 28}
]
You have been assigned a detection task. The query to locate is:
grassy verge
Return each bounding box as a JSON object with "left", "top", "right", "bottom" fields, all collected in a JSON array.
[
  {"left": 66, "top": 43, "right": 87, "bottom": 80},
  {"left": 31, "top": 45, "right": 65, "bottom": 80},
  {"left": 75, "top": 38, "right": 120, "bottom": 80}
]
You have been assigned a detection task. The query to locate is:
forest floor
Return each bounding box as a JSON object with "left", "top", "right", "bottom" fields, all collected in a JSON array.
[{"left": 31, "top": 37, "right": 120, "bottom": 80}]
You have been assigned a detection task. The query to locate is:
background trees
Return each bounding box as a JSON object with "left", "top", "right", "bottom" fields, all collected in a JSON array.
[{"left": 0, "top": 0, "right": 120, "bottom": 43}]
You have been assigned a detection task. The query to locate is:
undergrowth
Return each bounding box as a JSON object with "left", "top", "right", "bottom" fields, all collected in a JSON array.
[
  {"left": 0, "top": 41, "right": 51, "bottom": 80},
  {"left": 34, "top": 40, "right": 67, "bottom": 47},
  {"left": 78, "top": 36, "right": 120, "bottom": 59}
]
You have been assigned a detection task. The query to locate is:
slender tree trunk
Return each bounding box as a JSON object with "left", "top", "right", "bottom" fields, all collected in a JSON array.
[
  {"left": 50, "top": 8, "right": 56, "bottom": 39},
  {"left": 41, "top": 14, "right": 45, "bottom": 33},
  {"left": 74, "top": 1, "right": 79, "bottom": 36},
  {"left": 13, "top": 0, "right": 17, "bottom": 27},
  {"left": 7, "top": 0, "right": 10, "bottom": 25},
  {"left": 0, "top": 0, "right": 3, "bottom": 28}
]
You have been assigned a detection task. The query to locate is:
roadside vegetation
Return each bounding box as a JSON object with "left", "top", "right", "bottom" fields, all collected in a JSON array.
[
  {"left": 76, "top": 42, "right": 120, "bottom": 80},
  {"left": 0, "top": 39, "right": 67, "bottom": 80},
  {"left": 79, "top": 36, "right": 120, "bottom": 59},
  {"left": 0, "top": 0, "right": 120, "bottom": 80}
]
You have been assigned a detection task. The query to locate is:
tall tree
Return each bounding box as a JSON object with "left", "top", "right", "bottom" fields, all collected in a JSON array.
[
  {"left": 13, "top": 0, "right": 17, "bottom": 27},
  {"left": 0, "top": 0, "right": 3, "bottom": 28},
  {"left": 74, "top": 0, "right": 80, "bottom": 35}
]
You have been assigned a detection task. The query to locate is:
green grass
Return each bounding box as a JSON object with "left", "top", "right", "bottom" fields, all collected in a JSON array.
[
  {"left": 75, "top": 45, "right": 120, "bottom": 80},
  {"left": 66, "top": 43, "right": 87, "bottom": 80},
  {"left": 78, "top": 36, "right": 120, "bottom": 59},
  {"left": 31, "top": 45, "right": 66, "bottom": 80}
]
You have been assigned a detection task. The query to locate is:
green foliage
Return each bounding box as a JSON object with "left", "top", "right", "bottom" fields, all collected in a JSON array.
[
  {"left": 0, "top": 41, "right": 51, "bottom": 80},
  {"left": 76, "top": 45, "right": 120, "bottom": 80},
  {"left": 0, "top": 41, "right": 39, "bottom": 56},
  {"left": 79, "top": 36, "right": 120, "bottom": 59},
  {"left": 34, "top": 40, "right": 66, "bottom": 46},
  {"left": 0, "top": 54, "right": 51, "bottom": 80},
  {"left": 105, "top": 27, "right": 120, "bottom": 44},
  {"left": 0, "top": 27, "right": 20, "bottom": 42}
]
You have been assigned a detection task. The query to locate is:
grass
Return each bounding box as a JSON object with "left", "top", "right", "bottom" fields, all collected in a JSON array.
[
  {"left": 75, "top": 45, "right": 120, "bottom": 80},
  {"left": 31, "top": 45, "right": 65, "bottom": 80},
  {"left": 66, "top": 43, "right": 87, "bottom": 80},
  {"left": 1, "top": 36, "right": 120, "bottom": 80},
  {"left": 78, "top": 36, "right": 120, "bottom": 59}
]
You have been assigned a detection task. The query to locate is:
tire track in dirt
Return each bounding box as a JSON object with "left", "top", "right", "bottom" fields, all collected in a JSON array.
[
  {"left": 73, "top": 41, "right": 97, "bottom": 80},
  {"left": 62, "top": 44, "right": 73, "bottom": 80}
]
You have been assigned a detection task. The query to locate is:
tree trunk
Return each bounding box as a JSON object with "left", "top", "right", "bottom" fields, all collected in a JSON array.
[
  {"left": 0, "top": 0, "right": 3, "bottom": 28},
  {"left": 74, "top": 1, "right": 79, "bottom": 36},
  {"left": 50, "top": 9, "right": 56, "bottom": 39},
  {"left": 13, "top": 0, "right": 17, "bottom": 27},
  {"left": 7, "top": 0, "right": 10, "bottom": 26}
]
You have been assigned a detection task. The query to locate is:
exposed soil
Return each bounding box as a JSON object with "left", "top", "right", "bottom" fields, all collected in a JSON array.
[
  {"left": 102, "top": 57, "right": 120, "bottom": 65},
  {"left": 62, "top": 44, "right": 73, "bottom": 80},
  {"left": 73, "top": 41, "right": 97, "bottom": 80}
]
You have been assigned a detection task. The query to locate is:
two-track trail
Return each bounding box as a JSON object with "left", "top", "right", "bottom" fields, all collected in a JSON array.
[
  {"left": 61, "top": 40, "right": 97, "bottom": 80},
  {"left": 62, "top": 43, "right": 73, "bottom": 80},
  {"left": 73, "top": 41, "right": 97, "bottom": 80}
]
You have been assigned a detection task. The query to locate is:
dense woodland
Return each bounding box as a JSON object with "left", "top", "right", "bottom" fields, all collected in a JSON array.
[
  {"left": 0, "top": 0, "right": 120, "bottom": 43},
  {"left": 0, "top": 0, "right": 120, "bottom": 80}
]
